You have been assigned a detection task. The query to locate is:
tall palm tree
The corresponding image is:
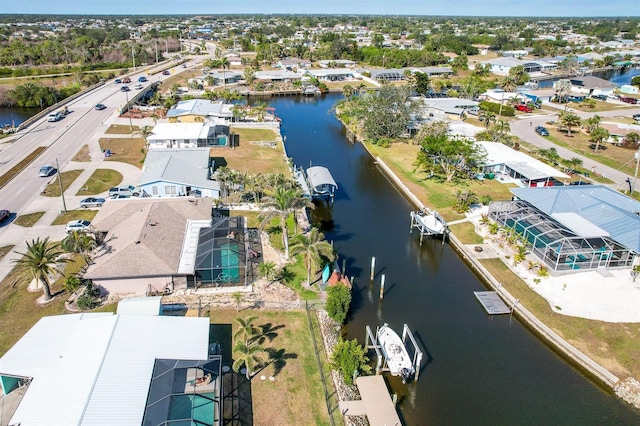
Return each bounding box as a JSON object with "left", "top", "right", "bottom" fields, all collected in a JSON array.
[
  {"left": 234, "top": 315, "right": 259, "bottom": 344},
  {"left": 259, "top": 186, "right": 314, "bottom": 259},
  {"left": 554, "top": 79, "right": 573, "bottom": 112},
  {"left": 290, "top": 228, "right": 336, "bottom": 286},
  {"left": 342, "top": 84, "right": 355, "bottom": 100},
  {"left": 584, "top": 115, "right": 601, "bottom": 133},
  {"left": 590, "top": 126, "right": 610, "bottom": 153},
  {"left": 559, "top": 111, "right": 582, "bottom": 137},
  {"left": 479, "top": 110, "right": 496, "bottom": 129},
  {"left": 136, "top": 125, "right": 154, "bottom": 152},
  {"left": 12, "top": 237, "right": 71, "bottom": 301},
  {"left": 252, "top": 102, "right": 268, "bottom": 122},
  {"left": 498, "top": 76, "right": 518, "bottom": 117},
  {"left": 61, "top": 231, "right": 96, "bottom": 266},
  {"left": 232, "top": 339, "right": 264, "bottom": 380},
  {"left": 624, "top": 132, "right": 640, "bottom": 149}
]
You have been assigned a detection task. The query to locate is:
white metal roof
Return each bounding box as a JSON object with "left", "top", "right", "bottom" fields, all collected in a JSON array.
[
  {"left": 148, "top": 122, "right": 225, "bottom": 141},
  {"left": 116, "top": 296, "right": 163, "bottom": 315},
  {"left": 551, "top": 212, "right": 610, "bottom": 238},
  {"left": 0, "top": 311, "right": 209, "bottom": 425},
  {"left": 477, "top": 141, "right": 569, "bottom": 180},
  {"left": 178, "top": 219, "right": 211, "bottom": 274},
  {"left": 306, "top": 166, "right": 337, "bottom": 188}
]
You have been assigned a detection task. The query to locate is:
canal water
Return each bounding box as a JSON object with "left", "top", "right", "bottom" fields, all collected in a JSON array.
[{"left": 271, "top": 93, "right": 640, "bottom": 425}]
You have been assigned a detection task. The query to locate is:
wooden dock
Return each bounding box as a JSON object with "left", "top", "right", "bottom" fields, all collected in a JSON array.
[
  {"left": 474, "top": 291, "right": 511, "bottom": 315},
  {"left": 338, "top": 375, "right": 402, "bottom": 426}
]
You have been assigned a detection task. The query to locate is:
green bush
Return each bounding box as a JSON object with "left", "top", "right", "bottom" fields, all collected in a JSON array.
[
  {"left": 330, "top": 338, "right": 372, "bottom": 385},
  {"left": 479, "top": 101, "right": 515, "bottom": 117},
  {"left": 326, "top": 283, "right": 352, "bottom": 324}
]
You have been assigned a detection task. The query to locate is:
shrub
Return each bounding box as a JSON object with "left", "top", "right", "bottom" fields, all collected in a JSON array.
[
  {"left": 479, "top": 101, "right": 515, "bottom": 117},
  {"left": 326, "top": 283, "right": 352, "bottom": 324},
  {"left": 330, "top": 338, "right": 372, "bottom": 385},
  {"left": 77, "top": 282, "right": 101, "bottom": 310}
]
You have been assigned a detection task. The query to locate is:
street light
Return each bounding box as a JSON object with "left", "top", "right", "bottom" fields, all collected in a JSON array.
[{"left": 55, "top": 158, "right": 67, "bottom": 213}]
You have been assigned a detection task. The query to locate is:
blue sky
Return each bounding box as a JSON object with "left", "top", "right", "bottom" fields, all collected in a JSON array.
[{"left": 4, "top": 0, "right": 640, "bottom": 17}]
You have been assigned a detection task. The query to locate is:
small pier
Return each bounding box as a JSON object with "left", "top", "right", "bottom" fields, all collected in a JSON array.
[
  {"left": 410, "top": 209, "right": 447, "bottom": 245},
  {"left": 365, "top": 324, "right": 422, "bottom": 380},
  {"left": 474, "top": 291, "right": 511, "bottom": 315},
  {"left": 338, "top": 375, "right": 402, "bottom": 426}
]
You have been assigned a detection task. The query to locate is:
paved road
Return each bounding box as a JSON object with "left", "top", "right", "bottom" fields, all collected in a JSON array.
[{"left": 510, "top": 102, "right": 640, "bottom": 191}]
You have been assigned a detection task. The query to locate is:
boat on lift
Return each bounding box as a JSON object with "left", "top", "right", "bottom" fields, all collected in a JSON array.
[{"left": 376, "top": 323, "right": 415, "bottom": 384}]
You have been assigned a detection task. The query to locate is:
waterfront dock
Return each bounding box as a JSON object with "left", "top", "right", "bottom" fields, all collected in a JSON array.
[
  {"left": 474, "top": 291, "right": 511, "bottom": 315},
  {"left": 338, "top": 375, "right": 402, "bottom": 426}
]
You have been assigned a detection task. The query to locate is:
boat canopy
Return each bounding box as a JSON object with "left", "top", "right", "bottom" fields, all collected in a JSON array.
[{"left": 306, "top": 166, "right": 337, "bottom": 189}]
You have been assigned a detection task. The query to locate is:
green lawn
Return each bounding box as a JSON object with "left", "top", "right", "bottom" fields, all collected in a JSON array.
[
  {"left": 13, "top": 212, "right": 45, "bottom": 227},
  {"left": 41, "top": 169, "right": 83, "bottom": 197},
  {"left": 76, "top": 169, "right": 123, "bottom": 196}
]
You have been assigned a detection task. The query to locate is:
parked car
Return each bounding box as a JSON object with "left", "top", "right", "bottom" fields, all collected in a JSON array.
[
  {"left": 515, "top": 104, "right": 533, "bottom": 113},
  {"left": 120, "top": 85, "right": 130, "bottom": 92},
  {"left": 38, "top": 165, "right": 56, "bottom": 177},
  {"left": 80, "top": 197, "right": 106, "bottom": 208},
  {"left": 535, "top": 126, "right": 549, "bottom": 136},
  {"left": 108, "top": 185, "right": 139, "bottom": 197},
  {"left": 619, "top": 96, "right": 638, "bottom": 105},
  {"left": 65, "top": 219, "right": 92, "bottom": 234},
  {"left": 569, "top": 181, "right": 592, "bottom": 186},
  {"left": 592, "top": 94, "right": 608, "bottom": 101},
  {"left": 95, "top": 103, "right": 106, "bottom": 110},
  {"left": 466, "top": 107, "right": 480, "bottom": 116},
  {"left": 0, "top": 210, "right": 10, "bottom": 222},
  {"left": 110, "top": 194, "right": 130, "bottom": 200}
]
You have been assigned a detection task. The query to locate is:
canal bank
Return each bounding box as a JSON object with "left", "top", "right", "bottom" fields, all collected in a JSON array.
[{"left": 357, "top": 135, "right": 640, "bottom": 408}]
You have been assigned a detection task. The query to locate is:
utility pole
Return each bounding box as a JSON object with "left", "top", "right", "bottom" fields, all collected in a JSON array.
[
  {"left": 633, "top": 148, "right": 640, "bottom": 196},
  {"left": 56, "top": 158, "right": 67, "bottom": 213},
  {"left": 155, "top": 40, "right": 158, "bottom": 64},
  {"left": 132, "top": 41, "right": 136, "bottom": 70}
]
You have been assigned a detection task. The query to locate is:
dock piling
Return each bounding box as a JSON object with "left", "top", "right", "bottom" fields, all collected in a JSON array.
[
  {"left": 370, "top": 257, "right": 376, "bottom": 281},
  {"left": 379, "top": 274, "right": 385, "bottom": 300}
]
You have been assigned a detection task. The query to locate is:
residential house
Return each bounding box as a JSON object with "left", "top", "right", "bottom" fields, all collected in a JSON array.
[
  {"left": 139, "top": 148, "right": 220, "bottom": 198},
  {"left": 0, "top": 297, "right": 222, "bottom": 425},
  {"left": 253, "top": 70, "right": 302, "bottom": 82},
  {"left": 501, "top": 49, "right": 529, "bottom": 58},
  {"left": 277, "top": 57, "right": 312, "bottom": 70},
  {"left": 409, "top": 66, "right": 455, "bottom": 78},
  {"left": 85, "top": 199, "right": 255, "bottom": 295},
  {"left": 208, "top": 70, "right": 243, "bottom": 85},
  {"left": 489, "top": 185, "right": 640, "bottom": 272},
  {"left": 318, "top": 59, "right": 357, "bottom": 68},
  {"left": 306, "top": 68, "right": 357, "bottom": 82},
  {"left": 167, "top": 99, "right": 233, "bottom": 123},
  {"left": 225, "top": 52, "right": 242, "bottom": 66},
  {"left": 147, "top": 121, "right": 230, "bottom": 149},
  {"left": 413, "top": 97, "right": 478, "bottom": 120},
  {"left": 568, "top": 76, "right": 618, "bottom": 97}
]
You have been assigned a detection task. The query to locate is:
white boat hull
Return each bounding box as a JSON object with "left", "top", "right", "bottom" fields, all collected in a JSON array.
[{"left": 377, "top": 324, "right": 415, "bottom": 383}]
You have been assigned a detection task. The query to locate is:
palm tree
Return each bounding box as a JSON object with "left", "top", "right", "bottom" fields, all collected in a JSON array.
[
  {"left": 12, "top": 237, "right": 71, "bottom": 301},
  {"left": 590, "top": 126, "right": 610, "bottom": 153},
  {"left": 232, "top": 339, "right": 264, "bottom": 380},
  {"left": 584, "top": 115, "right": 602, "bottom": 133},
  {"left": 234, "top": 315, "right": 259, "bottom": 344},
  {"left": 259, "top": 186, "right": 313, "bottom": 259},
  {"left": 136, "top": 125, "right": 154, "bottom": 152},
  {"left": 252, "top": 102, "right": 268, "bottom": 122},
  {"left": 290, "top": 228, "right": 336, "bottom": 286},
  {"left": 479, "top": 110, "right": 496, "bottom": 129},
  {"left": 559, "top": 111, "right": 582, "bottom": 137},
  {"left": 498, "top": 75, "right": 518, "bottom": 117},
  {"left": 554, "top": 79, "right": 572, "bottom": 111},
  {"left": 624, "top": 132, "right": 640, "bottom": 149},
  {"left": 566, "top": 157, "right": 584, "bottom": 173},
  {"left": 61, "top": 231, "right": 96, "bottom": 266},
  {"left": 342, "top": 84, "right": 355, "bottom": 100}
]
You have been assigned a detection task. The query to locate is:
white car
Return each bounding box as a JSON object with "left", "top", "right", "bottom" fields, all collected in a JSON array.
[
  {"left": 134, "top": 83, "right": 143, "bottom": 89},
  {"left": 65, "top": 220, "right": 91, "bottom": 234}
]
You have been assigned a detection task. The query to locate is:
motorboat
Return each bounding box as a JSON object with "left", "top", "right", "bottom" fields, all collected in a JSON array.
[{"left": 377, "top": 323, "right": 415, "bottom": 384}]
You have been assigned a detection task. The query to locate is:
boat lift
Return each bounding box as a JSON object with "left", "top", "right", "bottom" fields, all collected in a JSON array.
[
  {"left": 410, "top": 208, "right": 448, "bottom": 245},
  {"left": 365, "top": 324, "right": 423, "bottom": 381}
]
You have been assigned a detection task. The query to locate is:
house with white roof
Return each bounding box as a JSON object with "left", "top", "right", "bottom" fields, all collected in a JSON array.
[
  {"left": 476, "top": 141, "right": 570, "bottom": 186},
  {"left": 413, "top": 97, "right": 478, "bottom": 119},
  {"left": 568, "top": 76, "right": 617, "bottom": 97},
  {"left": 0, "top": 298, "right": 222, "bottom": 426},
  {"left": 167, "top": 99, "right": 234, "bottom": 123},
  {"left": 139, "top": 148, "right": 220, "bottom": 198},
  {"left": 148, "top": 121, "right": 230, "bottom": 149},
  {"left": 253, "top": 70, "right": 302, "bottom": 82},
  {"left": 305, "top": 68, "right": 357, "bottom": 81}
]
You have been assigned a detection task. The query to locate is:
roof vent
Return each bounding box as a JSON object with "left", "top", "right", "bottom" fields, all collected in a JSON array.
[{"left": 134, "top": 240, "right": 141, "bottom": 244}]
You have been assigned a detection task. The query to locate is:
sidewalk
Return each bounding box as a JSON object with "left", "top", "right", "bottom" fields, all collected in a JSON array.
[{"left": 0, "top": 116, "right": 146, "bottom": 284}]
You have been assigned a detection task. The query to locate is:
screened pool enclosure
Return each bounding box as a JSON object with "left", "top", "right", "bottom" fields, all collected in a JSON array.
[
  {"left": 192, "top": 217, "right": 248, "bottom": 288},
  {"left": 488, "top": 200, "right": 635, "bottom": 272}
]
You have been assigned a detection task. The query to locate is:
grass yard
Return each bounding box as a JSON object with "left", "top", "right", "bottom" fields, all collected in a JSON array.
[
  {"left": 99, "top": 137, "right": 146, "bottom": 168},
  {"left": 366, "top": 142, "right": 515, "bottom": 221},
  {"left": 13, "top": 212, "right": 45, "bottom": 227},
  {"left": 544, "top": 126, "right": 638, "bottom": 176},
  {"left": 41, "top": 169, "right": 83, "bottom": 197},
  {"left": 51, "top": 209, "right": 98, "bottom": 225},
  {"left": 217, "top": 127, "right": 289, "bottom": 175},
  {"left": 479, "top": 258, "right": 640, "bottom": 379},
  {"left": 209, "top": 309, "right": 335, "bottom": 426},
  {"left": 73, "top": 144, "right": 91, "bottom": 162},
  {"left": 76, "top": 169, "right": 124, "bottom": 196},
  {"left": 104, "top": 124, "right": 140, "bottom": 135},
  {"left": 0, "top": 245, "right": 14, "bottom": 261},
  {"left": 0, "top": 253, "right": 117, "bottom": 357},
  {"left": 449, "top": 222, "right": 484, "bottom": 244}
]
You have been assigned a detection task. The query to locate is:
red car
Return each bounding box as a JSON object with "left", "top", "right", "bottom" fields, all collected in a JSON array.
[
  {"left": 515, "top": 104, "right": 533, "bottom": 113},
  {"left": 122, "top": 77, "right": 132, "bottom": 84},
  {"left": 0, "top": 210, "right": 10, "bottom": 222},
  {"left": 619, "top": 96, "right": 638, "bottom": 105}
]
